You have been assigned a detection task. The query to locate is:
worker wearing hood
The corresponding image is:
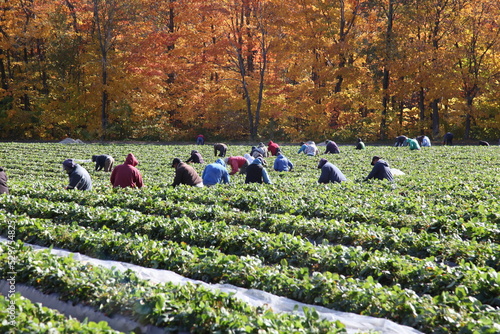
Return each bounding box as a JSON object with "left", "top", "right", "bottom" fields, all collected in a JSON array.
[
  {"left": 267, "top": 141, "right": 280, "bottom": 156},
  {"left": 110, "top": 153, "right": 144, "bottom": 188},
  {"left": 364, "top": 156, "right": 394, "bottom": 182},
  {"left": 62, "top": 159, "right": 92, "bottom": 191},
  {"left": 274, "top": 152, "right": 294, "bottom": 172},
  {"left": 202, "top": 159, "right": 230, "bottom": 186},
  {"left": 245, "top": 158, "right": 272, "bottom": 184}
]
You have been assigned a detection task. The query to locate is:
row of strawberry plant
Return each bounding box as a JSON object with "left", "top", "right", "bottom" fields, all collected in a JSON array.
[
  {"left": 1, "top": 212, "right": 499, "bottom": 333},
  {"left": 3, "top": 194, "right": 498, "bottom": 272},
  {"left": 4, "top": 202, "right": 500, "bottom": 307},
  {"left": 0, "top": 294, "right": 123, "bottom": 334},
  {"left": 13, "top": 184, "right": 499, "bottom": 244},
  {"left": 0, "top": 242, "right": 348, "bottom": 334}
]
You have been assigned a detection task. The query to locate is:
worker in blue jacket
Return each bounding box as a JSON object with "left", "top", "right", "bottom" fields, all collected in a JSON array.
[
  {"left": 202, "top": 159, "right": 230, "bottom": 186},
  {"left": 273, "top": 151, "right": 294, "bottom": 172}
]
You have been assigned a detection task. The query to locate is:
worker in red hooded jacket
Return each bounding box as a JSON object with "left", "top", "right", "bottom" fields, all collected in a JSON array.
[
  {"left": 267, "top": 140, "right": 280, "bottom": 156},
  {"left": 110, "top": 153, "right": 144, "bottom": 188}
]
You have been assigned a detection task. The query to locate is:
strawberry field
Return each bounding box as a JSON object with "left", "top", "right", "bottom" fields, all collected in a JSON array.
[{"left": 0, "top": 141, "right": 499, "bottom": 333}]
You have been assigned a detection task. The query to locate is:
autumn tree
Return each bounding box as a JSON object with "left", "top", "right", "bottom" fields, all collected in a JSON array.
[{"left": 453, "top": 0, "right": 500, "bottom": 139}]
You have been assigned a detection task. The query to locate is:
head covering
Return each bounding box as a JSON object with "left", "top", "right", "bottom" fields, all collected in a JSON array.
[
  {"left": 215, "top": 158, "right": 226, "bottom": 166},
  {"left": 191, "top": 150, "right": 198, "bottom": 155},
  {"left": 224, "top": 157, "right": 229, "bottom": 164},
  {"left": 171, "top": 158, "right": 181, "bottom": 167},
  {"left": 371, "top": 156, "right": 381, "bottom": 165},
  {"left": 124, "top": 153, "right": 139, "bottom": 166},
  {"left": 317, "top": 158, "right": 328, "bottom": 169},
  {"left": 357, "top": 138, "right": 362, "bottom": 143},
  {"left": 62, "top": 159, "right": 76, "bottom": 169}
]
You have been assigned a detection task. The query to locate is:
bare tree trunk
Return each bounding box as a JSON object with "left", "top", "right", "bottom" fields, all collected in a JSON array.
[
  {"left": 431, "top": 99, "right": 439, "bottom": 138},
  {"left": 0, "top": 49, "right": 7, "bottom": 90},
  {"left": 418, "top": 87, "right": 425, "bottom": 134},
  {"left": 93, "top": 0, "right": 112, "bottom": 141},
  {"left": 464, "top": 96, "right": 473, "bottom": 139},
  {"left": 380, "top": 0, "right": 394, "bottom": 141}
]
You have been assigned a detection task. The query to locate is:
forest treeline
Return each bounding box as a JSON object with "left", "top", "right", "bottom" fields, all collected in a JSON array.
[{"left": 0, "top": 0, "right": 499, "bottom": 142}]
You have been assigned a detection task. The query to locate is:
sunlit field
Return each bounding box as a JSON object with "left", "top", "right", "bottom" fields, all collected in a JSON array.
[{"left": 0, "top": 142, "right": 499, "bottom": 333}]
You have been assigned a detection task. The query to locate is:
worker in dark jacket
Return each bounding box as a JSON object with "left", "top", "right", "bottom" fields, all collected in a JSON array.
[
  {"left": 186, "top": 150, "right": 204, "bottom": 164},
  {"left": 0, "top": 167, "right": 9, "bottom": 194},
  {"left": 443, "top": 132, "right": 453, "bottom": 146},
  {"left": 110, "top": 153, "right": 144, "bottom": 188},
  {"left": 364, "top": 156, "right": 394, "bottom": 182},
  {"left": 171, "top": 158, "right": 203, "bottom": 187},
  {"left": 245, "top": 158, "right": 272, "bottom": 184},
  {"left": 62, "top": 159, "right": 92, "bottom": 190},
  {"left": 317, "top": 158, "right": 347, "bottom": 184},
  {"left": 214, "top": 143, "right": 228, "bottom": 157},
  {"left": 92, "top": 154, "right": 115, "bottom": 172},
  {"left": 324, "top": 140, "right": 340, "bottom": 154},
  {"left": 394, "top": 135, "right": 408, "bottom": 147}
]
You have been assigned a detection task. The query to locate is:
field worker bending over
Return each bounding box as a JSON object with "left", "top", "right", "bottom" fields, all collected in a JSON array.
[
  {"left": 257, "top": 142, "right": 269, "bottom": 156},
  {"left": 171, "top": 158, "right": 203, "bottom": 187},
  {"left": 196, "top": 134, "right": 205, "bottom": 145},
  {"left": 274, "top": 151, "right": 294, "bottom": 172},
  {"left": 356, "top": 138, "right": 366, "bottom": 150},
  {"left": 298, "top": 141, "right": 319, "bottom": 156},
  {"left": 250, "top": 144, "right": 266, "bottom": 158},
  {"left": 364, "top": 156, "right": 394, "bottom": 182},
  {"left": 267, "top": 140, "right": 280, "bottom": 156},
  {"left": 226, "top": 156, "right": 249, "bottom": 175},
  {"left": 324, "top": 140, "right": 340, "bottom": 154},
  {"left": 443, "top": 132, "right": 453, "bottom": 146},
  {"left": 202, "top": 159, "right": 230, "bottom": 186},
  {"left": 416, "top": 135, "right": 431, "bottom": 147},
  {"left": 317, "top": 158, "right": 347, "bottom": 184},
  {"left": 406, "top": 138, "right": 421, "bottom": 150},
  {"left": 0, "top": 166, "right": 9, "bottom": 194},
  {"left": 62, "top": 159, "right": 92, "bottom": 190},
  {"left": 110, "top": 153, "right": 144, "bottom": 188},
  {"left": 92, "top": 154, "right": 115, "bottom": 172},
  {"left": 394, "top": 135, "right": 407, "bottom": 147},
  {"left": 245, "top": 157, "right": 272, "bottom": 184},
  {"left": 186, "top": 150, "right": 204, "bottom": 164},
  {"left": 214, "top": 143, "right": 228, "bottom": 157}
]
